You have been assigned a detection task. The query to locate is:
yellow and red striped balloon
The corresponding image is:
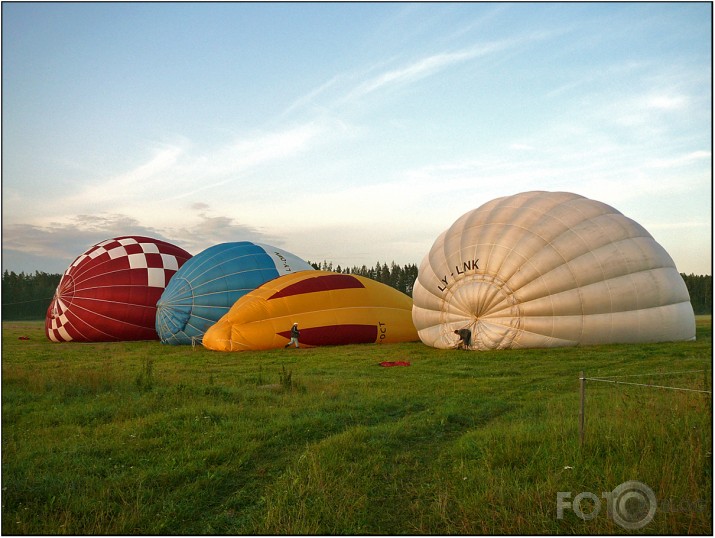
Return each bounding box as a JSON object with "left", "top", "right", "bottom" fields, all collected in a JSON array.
[{"left": 202, "top": 271, "right": 418, "bottom": 351}]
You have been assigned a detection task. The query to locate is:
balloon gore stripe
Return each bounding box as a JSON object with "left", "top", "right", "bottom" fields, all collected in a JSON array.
[
  {"left": 269, "top": 274, "right": 364, "bottom": 300},
  {"left": 277, "top": 324, "right": 377, "bottom": 345}
]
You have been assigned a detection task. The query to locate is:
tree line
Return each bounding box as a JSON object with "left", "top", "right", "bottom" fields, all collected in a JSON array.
[
  {"left": 2, "top": 267, "right": 711, "bottom": 321},
  {"left": 2, "top": 271, "right": 62, "bottom": 321},
  {"left": 682, "top": 273, "right": 712, "bottom": 315},
  {"left": 308, "top": 261, "right": 419, "bottom": 297}
]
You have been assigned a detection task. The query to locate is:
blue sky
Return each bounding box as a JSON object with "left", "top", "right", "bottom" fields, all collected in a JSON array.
[{"left": 2, "top": 2, "right": 712, "bottom": 275}]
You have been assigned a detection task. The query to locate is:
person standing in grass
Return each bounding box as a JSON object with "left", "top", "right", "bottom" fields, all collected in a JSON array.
[{"left": 285, "top": 322, "right": 300, "bottom": 348}]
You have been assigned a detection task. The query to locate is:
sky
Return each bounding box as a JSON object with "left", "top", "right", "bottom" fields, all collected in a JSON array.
[{"left": 2, "top": 2, "right": 712, "bottom": 276}]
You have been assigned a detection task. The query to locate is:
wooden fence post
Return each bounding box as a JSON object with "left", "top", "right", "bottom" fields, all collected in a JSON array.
[{"left": 579, "top": 371, "right": 585, "bottom": 447}]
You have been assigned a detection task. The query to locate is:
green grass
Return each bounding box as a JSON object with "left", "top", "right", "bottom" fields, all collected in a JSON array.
[{"left": 2, "top": 318, "right": 711, "bottom": 534}]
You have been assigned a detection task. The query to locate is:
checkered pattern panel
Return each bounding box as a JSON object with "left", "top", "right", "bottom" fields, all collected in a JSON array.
[
  {"left": 46, "top": 295, "right": 73, "bottom": 342},
  {"left": 67, "top": 236, "right": 182, "bottom": 288}
]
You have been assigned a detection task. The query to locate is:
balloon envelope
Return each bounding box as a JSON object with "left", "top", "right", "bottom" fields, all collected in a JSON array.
[
  {"left": 45, "top": 236, "right": 192, "bottom": 342},
  {"left": 412, "top": 191, "right": 696, "bottom": 350},
  {"left": 156, "top": 242, "right": 314, "bottom": 344},
  {"left": 202, "top": 271, "right": 419, "bottom": 351}
]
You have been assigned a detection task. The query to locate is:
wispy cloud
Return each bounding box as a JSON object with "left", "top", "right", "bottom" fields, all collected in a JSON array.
[
  {"left": 343, "top": 43, "right": 503, "bottom": 102},
  {"left": 280, "top": 74, "right": 345, "bottom": 118},
  {"left": 645, "top": 150, "right": 711, "bottom": 169},
  {"left": 45, "top": 142, "right": 189, "bottom": 216},
  {"left": 30, "top": 120, "right": 330, "bottom": 221},
  {"left": 285, "top": 37, "right": 525, "bottom": 117},
  {"left": 111, "top": 144, "right": 183, "bottom": 189},
  {"left": 645, "top": 219, "right": 711, "bottom": 230},
  {"left": 165, "top": 119, "right": 336, "bottom": 201}
]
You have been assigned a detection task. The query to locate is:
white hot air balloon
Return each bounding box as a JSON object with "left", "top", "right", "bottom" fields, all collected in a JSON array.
[{"left": 412, "top": 191, "right": 696, "bottom": 350}]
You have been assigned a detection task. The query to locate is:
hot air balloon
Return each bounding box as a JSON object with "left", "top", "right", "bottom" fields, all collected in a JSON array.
[
  {"left": 412, "top": 191, "right": 696, "bottom": 350},
  {"left": 45, "top": 236, "right": 192, "bottom": 342},
  {"left": 156, "top": 242, "right": 314, "bottom": 344},
  {"left": 202, "top": 271, "right": 419, "bottom": 351}
]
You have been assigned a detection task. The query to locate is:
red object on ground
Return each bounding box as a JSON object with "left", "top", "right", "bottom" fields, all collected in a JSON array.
[
  {"left": 18, "top": 336, "right": 30, "bottom": 340},
  {"left": 379, "top": 361, "right": 410, "bottom": 367}
]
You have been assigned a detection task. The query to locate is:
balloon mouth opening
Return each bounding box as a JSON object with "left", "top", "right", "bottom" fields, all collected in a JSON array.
[
  {"left": 53, "top": 274, "right": 76, "bottom": 309},
  {"left": 155, "top": 278, "right": 195, "bottom": 340},
  {"left": 155, "top": 303, "right": 192, "bottom": 337},
  {"left": 440, "top": 274, "right": 523, "bottom": 349},
  {"left": 204, "top": 321, "right": 239, "bottom": 351}
]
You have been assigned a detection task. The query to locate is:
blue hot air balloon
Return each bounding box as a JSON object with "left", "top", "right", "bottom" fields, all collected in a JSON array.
[{"left": 156, "top": 242, "right": 314, "bottom": 344}]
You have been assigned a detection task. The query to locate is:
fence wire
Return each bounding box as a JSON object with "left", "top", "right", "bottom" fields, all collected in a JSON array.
[
  {"left": 582, "top": 375, "right": 711, "bottom": 394},
  {"left": 588, "top": 369, "right": 707, "bottom": 379}
]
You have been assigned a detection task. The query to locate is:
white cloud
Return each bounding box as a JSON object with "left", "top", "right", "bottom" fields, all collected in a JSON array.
[
  {"left": 301, "top": 37, "right": 526, "bottom": 111},
  {"left": 18, "top": 120, "right": 335, "bottom": 226},
  {"left": 645, "top": 150, "right": 711, "bottom": 169},
  {"left": 645, "top": 220, "right": 711, "bottom": 230},
  {"left": 280, "top": 74, "right": 345, "bottom": 117},
  {"left": 346, "top": 45, "right": 495, "bottom": 99},
  {"left": 111, "top": 144, "right": 183, "bottom": 188},
  {"left": 509, "top": 143, "right": 536, "bottom": 151},
  {"left": 646, "top": 94, "right": 687, "bottom": 110},
  {"left": 171, "top": 121, "right": 329, "bottom": 198}
]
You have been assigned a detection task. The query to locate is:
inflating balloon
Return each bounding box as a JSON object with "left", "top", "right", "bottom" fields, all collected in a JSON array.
[
  {"left": 45, "top": 236, "right": 192, "bottom": 342},
  {"left": 156, "top": 242, "right": 314, "bottom": 344},
  {"left": 202, "top": 271, "right": 419, "bottom": 351},
  {"left": 412, "top": 191, "right": 696, "bottom": 350}
]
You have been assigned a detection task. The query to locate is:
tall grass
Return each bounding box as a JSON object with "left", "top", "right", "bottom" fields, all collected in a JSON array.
[{"left": 2, "top": 318, "right": 711, "bottom": 534}]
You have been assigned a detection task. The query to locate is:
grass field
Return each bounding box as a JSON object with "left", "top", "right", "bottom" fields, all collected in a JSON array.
[{"left": 2, "top": 318, "right": 711, "bottom": 535}]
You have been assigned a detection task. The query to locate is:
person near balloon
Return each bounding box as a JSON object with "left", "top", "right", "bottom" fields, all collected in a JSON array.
[
  {"left": 454, "top": 328, "right": 471, "bottom": 350},
  {"left": 285, "top": 322, "right": 300, "bottom": 348}
]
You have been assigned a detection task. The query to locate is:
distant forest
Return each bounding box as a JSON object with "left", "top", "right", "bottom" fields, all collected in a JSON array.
[
  {"left": 307, "top": 260, "right": 419, "bottom": 297},
  {"left": 2, "top": 266, "right": 712, "bottom": 321}
]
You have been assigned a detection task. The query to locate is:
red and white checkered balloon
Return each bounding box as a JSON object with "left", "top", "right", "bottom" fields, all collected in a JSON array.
[{"left": 45, "top": 236, "right": 192, "bottom": 342}]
